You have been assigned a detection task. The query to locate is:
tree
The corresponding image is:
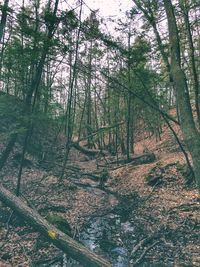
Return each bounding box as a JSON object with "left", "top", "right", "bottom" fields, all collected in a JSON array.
[
  {"left": 60, "top": 2, "right": 82, "bottom": 178},
  {"left": 179, "top": 0, "right": 200, "bottom": 126},
  {"left": 0, "top": 0, "right": 9, "bottom": 42},
  {"left": 163, "top": 0, "right": 200, "bottom": 190}
]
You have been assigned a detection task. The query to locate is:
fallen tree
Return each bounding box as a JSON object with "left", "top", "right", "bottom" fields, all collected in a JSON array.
[
  {"left": 109, "top": 153, "right": 156, "bottom": 165},
  {"left": 72, "top": 142, "right": 108, "bottom": 157},
  {"left": 0, "top": 185, "right": 112, "bottom": 267}
]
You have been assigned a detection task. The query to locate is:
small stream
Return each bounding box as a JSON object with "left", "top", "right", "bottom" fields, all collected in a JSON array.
[
  {"left": 34, "top": 189, "right": 141, "bottom": 267},
  {"left": 79, "top": 212, "right": 135, "bottom": 267},
  {"left": 35, "top": 213, "right": 137, "bottom": 267}
]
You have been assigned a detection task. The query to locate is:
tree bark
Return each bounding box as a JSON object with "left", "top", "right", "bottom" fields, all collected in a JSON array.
[
  {"left": 0, "top": 0, "right": 60, "bottom": 173},
  {"left": 61, "top": 1, "right": 82, "bottom": 179},
  {"left": 163, "top": 0, "right": 200, "bottom": 191},
  {"left": 0, "top": 185, "right": 111, "bottom": 267},
  {"left": 72, "top": 142, "right": 108, "bottom": 157},
  {"left": 0, "top": 0, "right": 9, "bottom": 43},
  {"left": 109, "top": 153, "right": 156, "bottom": 165},
  {"left": 180, "top": 0, "right": 200, "bottom": 126}
]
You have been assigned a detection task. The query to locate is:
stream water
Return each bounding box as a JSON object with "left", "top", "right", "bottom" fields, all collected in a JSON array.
[
  {"left": 33, "top": 188, "right": 163, "bottom": 267},
  {"left": 79, "top": 214, "right": 134, "bottom": 267},
  {"left": 36, "top": 214, "right": 136, "bottom": 267},
  {"left": 34, "top": 189, "right": 141, "bottom": 267}
]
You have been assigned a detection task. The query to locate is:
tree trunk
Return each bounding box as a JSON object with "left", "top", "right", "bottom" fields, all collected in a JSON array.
[
  {"left": 0, "top": 0, "right": 9, "bottom": 43},
  {"left": 164, "top": 0, "right": 200, "bottom": 191},
  {"left": 0, "top": 185, "right": 111, "bottom": 267},
  {"left": 0, "top": 0, "right": 60, "bottom": 172},
  {"left": 61, "top": 2, "right": 82, "bottom": 179},
  {"left": 126, "top": 31, "right": 131, "bottom": 160},
  {"left": 72, "top": 142, "right": 108, "bottom": 157},
  {"left": 180, "top": 0, "right": 200, "bottom": 126},
  {"left": 109, "top": 152, "right": 156, "bottom": 165},
  {"left": 86, "top": 40, "right": 93, "bottom": 148}
]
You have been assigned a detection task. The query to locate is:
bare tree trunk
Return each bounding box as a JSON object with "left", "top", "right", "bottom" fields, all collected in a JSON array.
[
  {"left": 164, "top": 0, "right": 200, "bottom": 191},
  {"left": 61, "top": 1, "right": 83, "bottom": 178},
  {"left": 0, "top": 185, "right": 111, "bottom": 267},
  {"left": 180, "top": 0, "right": 200, "bottom": 126},
  {"left": 15, "top": 0, "right": 60, "bottom": 195},
  {"left": 126, "top": 30, "right": 131, "bottom": 160},
  {"left": 0, "top": 0, "right": 9, "bottom": 42},
  {"left": 86, "top": 41, "right": 93, "bottom": 148},
  {"left": 0, "top": 0, "right": 60, "bottom": 173},
  {"left": 133, "top": 0, "right": 178, "bottom": 119}
]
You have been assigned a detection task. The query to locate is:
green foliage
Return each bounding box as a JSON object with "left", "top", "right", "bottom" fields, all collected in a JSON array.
[
  {"left": 43, "top": 10, "right": 57, "bottom": 27},
  {"left": 0, "top": 3, "right": 12, "bottom": 13},
  {"left": 61, "top": 10, "right": 78, "bottom": 32},
  {"left": 82, "top": 11, "right": 101, "bottom": 40},
  {"left": 129, "top": 37, "right": 151, "bottom": 67}
]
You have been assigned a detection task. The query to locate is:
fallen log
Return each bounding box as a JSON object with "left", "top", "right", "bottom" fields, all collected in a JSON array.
[
  {"left": 72, "top": 142, "right": 108, "bottom": 157},
  {"left": 109, "top": 153, "right": 156, "bottom": 165},
  {"left": 0, "top": 185, "right": 111, "bottom": 267}
]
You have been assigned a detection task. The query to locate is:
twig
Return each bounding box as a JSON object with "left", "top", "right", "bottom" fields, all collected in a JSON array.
[
  {"left": 131, "top": 231, "right": 161, "bottom": 256},
  {"left": 4, "top": 210, "right": 14, "bottom": 239},
  {"left": 131, "top": 240, "right": 159, "bottom": 266}
]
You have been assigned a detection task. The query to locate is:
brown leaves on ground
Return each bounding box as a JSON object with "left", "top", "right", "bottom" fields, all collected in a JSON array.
[
  {"left": 108, "top": 127, "right": 200, "bottom": 266},
  {"left": 0, "top": 113, "right": 200, "bottom": 266}
]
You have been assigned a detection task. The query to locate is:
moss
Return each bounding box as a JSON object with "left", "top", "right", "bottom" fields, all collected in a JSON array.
[{"left": 46, "top": 214, "right": 72, "bottom": 236}]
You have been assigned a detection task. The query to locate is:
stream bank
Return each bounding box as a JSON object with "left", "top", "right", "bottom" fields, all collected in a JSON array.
[
  {"left": 1, "top": 151, "right": 199, "bottom": 267},
  {"left": 32, "top": 189, "right": 165, "bottom": 267}
]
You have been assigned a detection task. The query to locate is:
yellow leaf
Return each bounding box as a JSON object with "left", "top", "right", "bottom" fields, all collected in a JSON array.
[{"left": 48, "top": 230, "right": 57, "bottom": 239}]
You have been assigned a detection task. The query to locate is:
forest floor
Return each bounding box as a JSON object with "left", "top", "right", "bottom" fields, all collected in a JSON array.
[{"left": 0, "top": 121, "right": 200, "bottom": 267}]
